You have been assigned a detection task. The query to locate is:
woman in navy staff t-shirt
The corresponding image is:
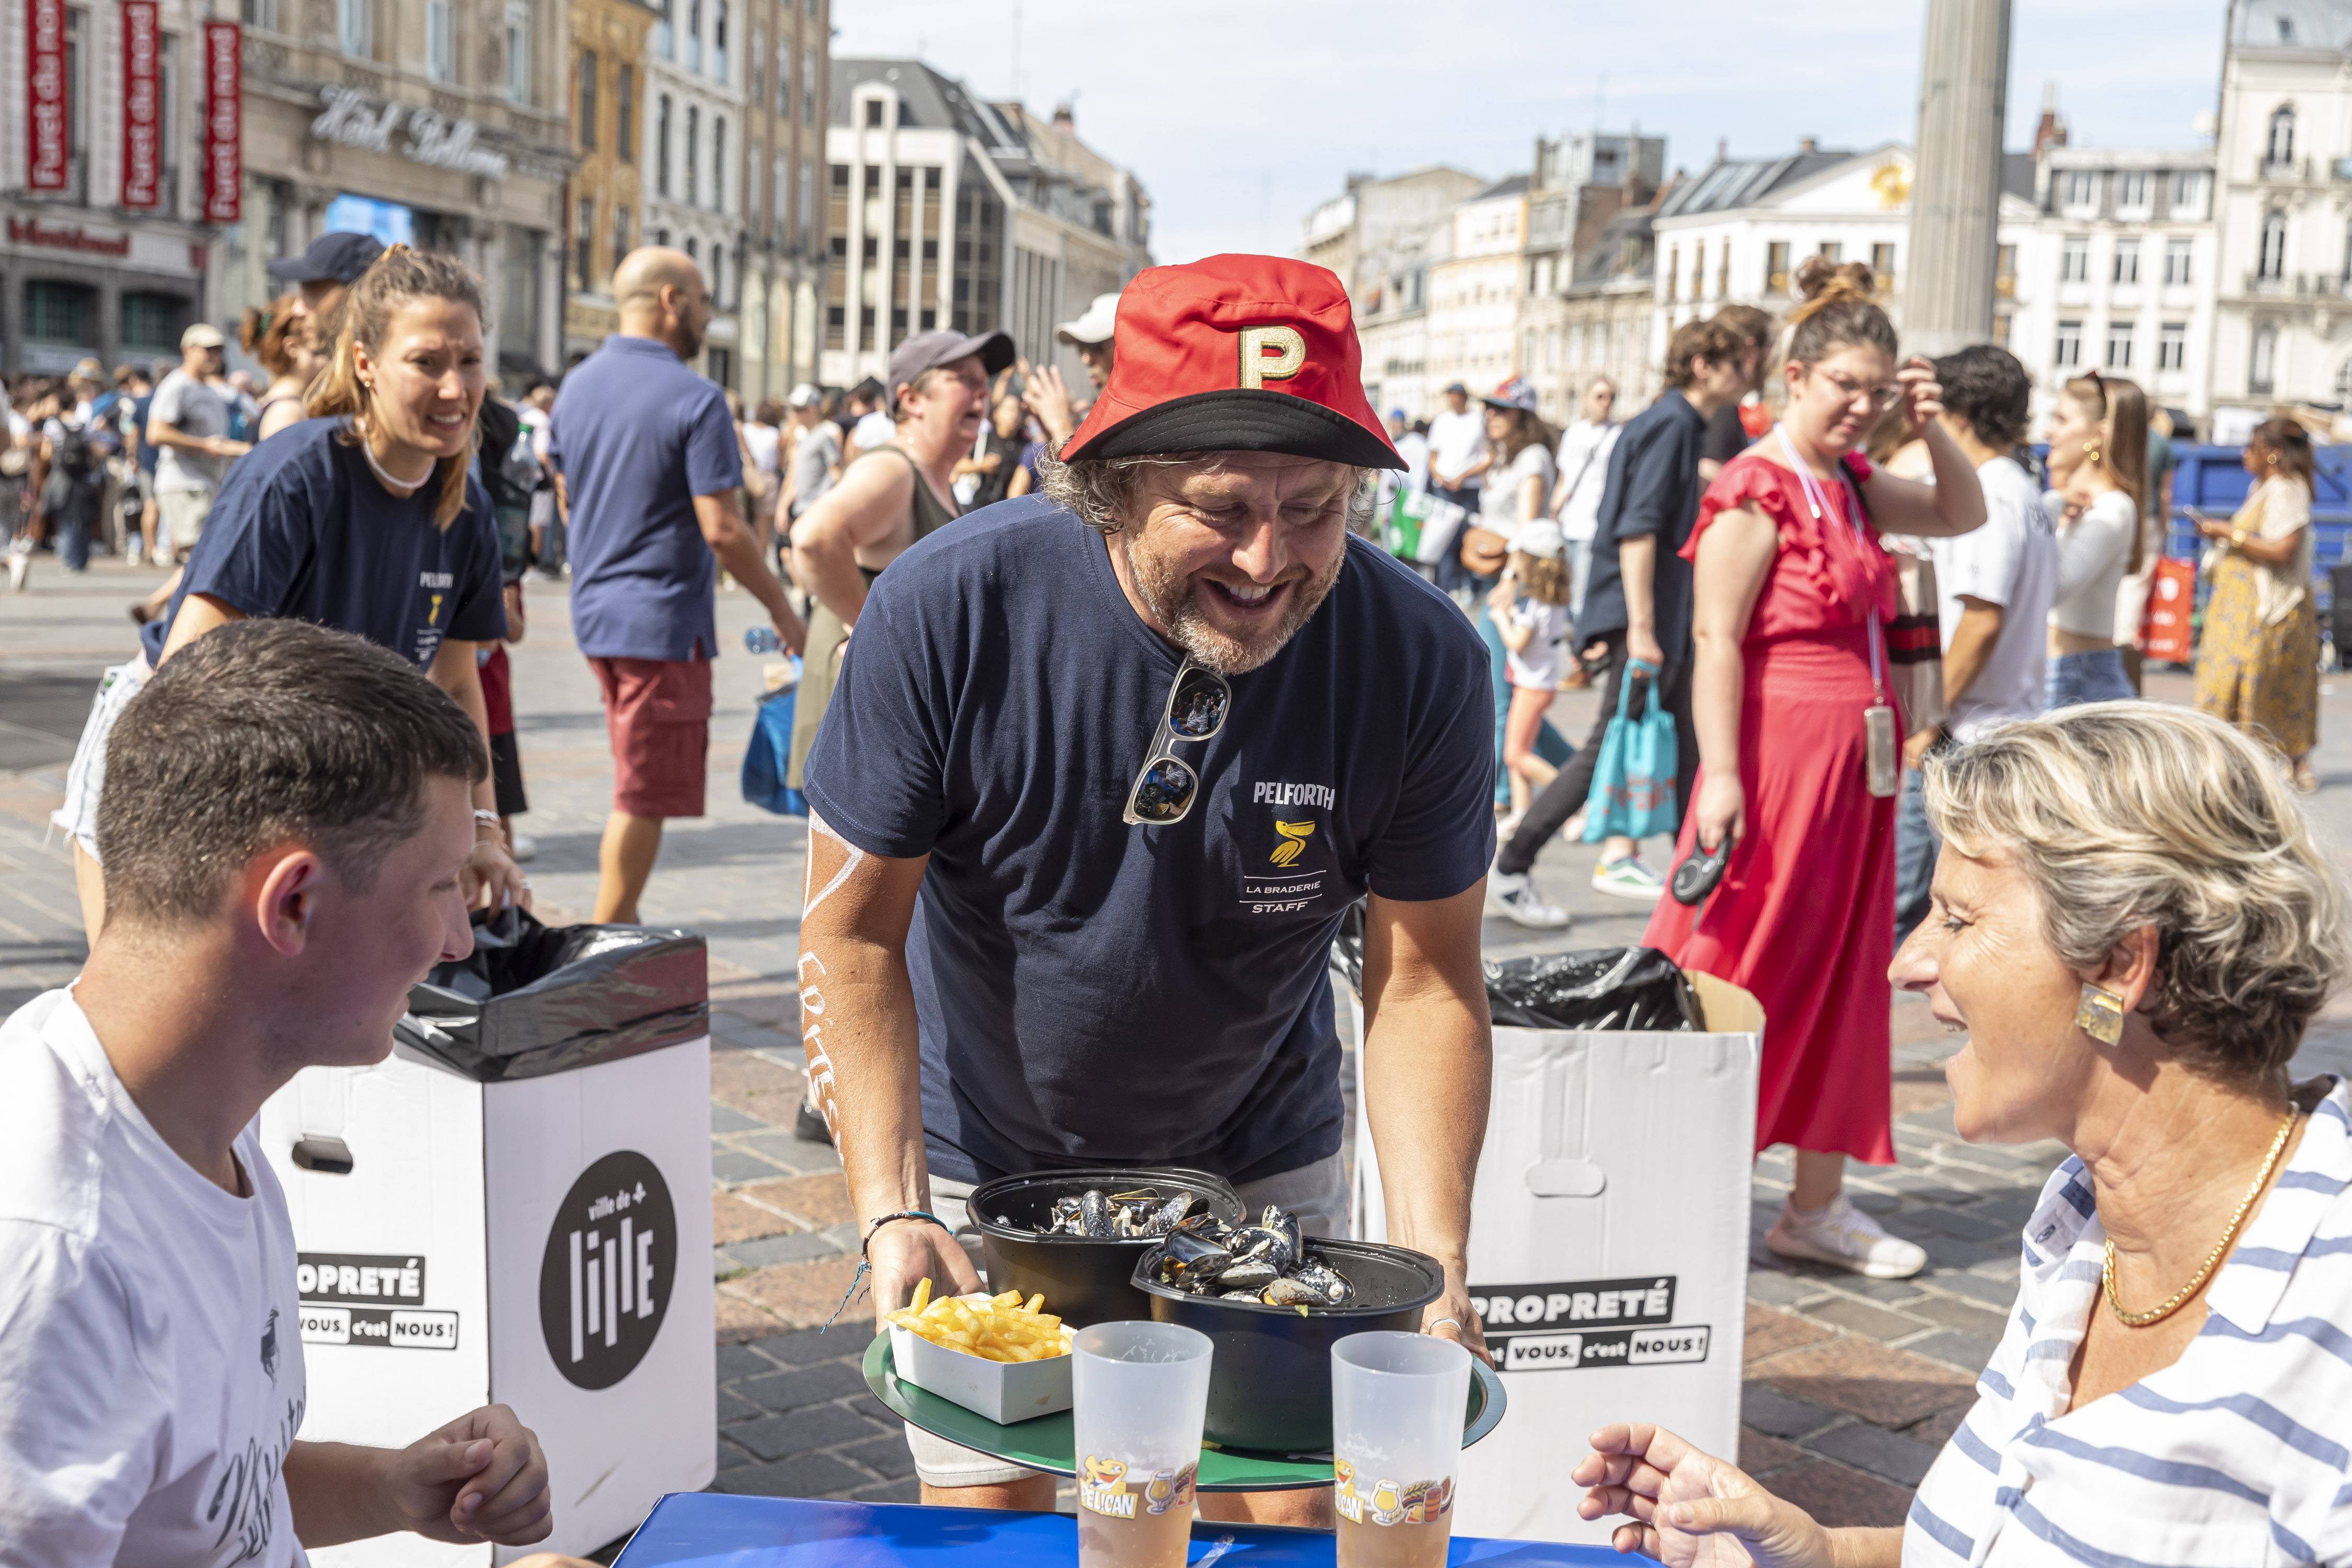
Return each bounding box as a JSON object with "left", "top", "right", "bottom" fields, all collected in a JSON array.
[{"left": 52, "top": 246, "right": 525, "bottom": 939}]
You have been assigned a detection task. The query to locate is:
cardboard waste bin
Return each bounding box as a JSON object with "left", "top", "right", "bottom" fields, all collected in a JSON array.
[
  {"left": 1350, "top": 948, "right": 1762, "bottom": 1545},
  {"left": 261, "top": 912, "right": 717, "bottom": 1565}
]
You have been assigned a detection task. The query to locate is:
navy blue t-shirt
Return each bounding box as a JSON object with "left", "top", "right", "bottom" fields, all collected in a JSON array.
[
  {"left": 142, "top": 417, "right": 504, "bottom": 665},
  {"left": 545, "top": 335, "right": 742, "bottom": 662},
  {"left": 1576, "top": 387, "right": 1709, "bottom": 663},
  {"left": 803, "top": 498, "right": 1496, "bottom": 1186}
]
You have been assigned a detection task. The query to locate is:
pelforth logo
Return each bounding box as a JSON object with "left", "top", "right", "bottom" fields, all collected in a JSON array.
[{"left": 538, "top": 1150, "right": 676, "bottom": 1390}]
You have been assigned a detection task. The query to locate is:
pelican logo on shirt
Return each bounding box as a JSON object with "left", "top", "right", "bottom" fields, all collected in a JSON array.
[
  {"left": 420, "top": 569, "right": 452, "bottom": 628},
  {"left": 1270, "top": 820, "right": 1315, "bottom": 867}
]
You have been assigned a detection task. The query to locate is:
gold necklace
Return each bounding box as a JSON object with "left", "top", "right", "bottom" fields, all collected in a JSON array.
[{"left": 2102, "top": 1110, "right": 2298, "bottom": 1327}]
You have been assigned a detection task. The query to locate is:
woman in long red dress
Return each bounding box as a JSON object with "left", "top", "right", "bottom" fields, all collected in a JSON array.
[{"left": 1643, "top": 259, "right": 1987, "bottom": 1278}]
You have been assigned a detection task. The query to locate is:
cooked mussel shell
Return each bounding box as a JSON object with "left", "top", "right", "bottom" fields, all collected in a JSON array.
[
  {"left": 1159, "top": 1228, "right": 1234, "bottom": 1281},
  {"left": 1289, "top": 1258, "right": 1354, "bottom": 1306},
  {"left": 1079, "top": 1189, "right": 1113, "bottom": 1238},
  {"left": 1215, "top": 1257, "right": 1280, "bottom": 1290},
  {"left": 1225, "top": 1225, "right": 1294, "bottom": 1274},
  {"left": 1146, "top": 1191, "right": 1196, "bottom": 1236},
  {"left": 1260, "top": 1276, "right": 1322, "bottom": 1307}
]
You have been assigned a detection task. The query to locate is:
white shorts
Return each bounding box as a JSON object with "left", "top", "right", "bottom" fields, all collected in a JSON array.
[
  {"left": 903, "top": 1151, "right": 1352, "bottom": 1490},
  {"left": 158, "top": 487, "right": 216, "bottom": 551},
  {"left": 49, "top": 654, "right": 153, "bottom": 859}
]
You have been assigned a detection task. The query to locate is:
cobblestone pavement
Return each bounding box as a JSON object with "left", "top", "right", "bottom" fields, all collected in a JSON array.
[{"left": 8, "top": 557, "right": 2352, "bottom": 1530}]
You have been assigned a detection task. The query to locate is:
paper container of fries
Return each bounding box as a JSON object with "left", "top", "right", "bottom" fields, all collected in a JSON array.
[{"left": 889, "top": 1289, "right": 1075, "bottom": 1424}]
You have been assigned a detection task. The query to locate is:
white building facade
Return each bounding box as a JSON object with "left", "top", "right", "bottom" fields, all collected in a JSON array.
[
  {"left": 1650, "top": 143, "right": 2037, "bottom": 376},
  {"left": 1425, "top": 175, "right": 1528, "bottom": 402},
  {"left": 818, "top": 60, "right": 1149, "bottom": 389},
  {"left": 2210, "top": 0, "right": 2352, "bottom": 433},
  {"left": 643, "top": 0, "right": 749, "bottom": 384},
  {"left": 2008, "top": 147, "right": 2216, "bottom": 424},
  {"left": 1299, "top": 164, "right": 1486, "bottom": 421}
]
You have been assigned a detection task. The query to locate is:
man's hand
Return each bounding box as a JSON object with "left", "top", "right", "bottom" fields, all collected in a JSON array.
[
  {"left": 1573, "top": 1423, "right": 1839, "bottom": 1568},
  {"left": 1021, "top": 361, "right": 1077, "bottom": 448},
  {"left": 867, "top": 1217, "right": 983, "bottom": 1328},
  {"left": 1422, "top": 1267, "right": 1493, "bottom": 1368},
  {"left": 211, "top": 436, "right": 253, "bottom": 459},
  {"left": 1902, "top": 728, "right": 1937, "bottom": 773},
  {"left": 464, "top": 836, "right": 532, "bottom": 912},
  {"left": 382, "top": 1405, "right": 555, "bottom": 1547}
]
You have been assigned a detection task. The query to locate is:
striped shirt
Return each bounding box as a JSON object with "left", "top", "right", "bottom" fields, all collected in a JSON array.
[{"left": 1906, "top": 1077, "right": 2352, "bottom": 1567}]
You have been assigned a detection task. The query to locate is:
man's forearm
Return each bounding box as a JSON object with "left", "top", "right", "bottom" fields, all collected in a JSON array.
[
  {"left": 1360, "top": 909, "right": 1490, "bottom": 1277},
  {"left": 146, "top": 422, "right": 211, "bottom": 455},
  {"left": 1940, "top": 604, "right": 2003, "bottom": 712},
  {"left": 285, "top": 1440, "right": 397, "bottom": 1548},
  {"left": 709, "top": 516, "right": 799, "bottom": 629},
  {"left": 1619, "top": 533, "right": 1658, "bottom": 639},
  {"left": 811, "top": 931, "right": 930, "bottom": 1218}
]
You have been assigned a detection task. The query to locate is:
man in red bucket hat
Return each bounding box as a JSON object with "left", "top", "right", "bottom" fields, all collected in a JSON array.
[{"left": 797, "top": 256, "right": 1497, "bottom": 1524}]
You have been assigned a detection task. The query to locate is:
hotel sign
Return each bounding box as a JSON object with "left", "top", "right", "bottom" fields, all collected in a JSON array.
[{"left": 310, "top": 85, "right": 511, "bottom": 180}]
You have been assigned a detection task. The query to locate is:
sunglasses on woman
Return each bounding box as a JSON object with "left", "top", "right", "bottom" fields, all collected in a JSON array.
[{"left": 1123, "top": 659, "right": 1233, "bottom": 826}]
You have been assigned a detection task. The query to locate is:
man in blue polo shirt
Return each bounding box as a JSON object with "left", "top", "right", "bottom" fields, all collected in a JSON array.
[
  {"left": 800, "top": 255, "right": 1496, "bottom": 1524},
  {"left": 547, "top": 246, "right": 803, "bottom": 922}
]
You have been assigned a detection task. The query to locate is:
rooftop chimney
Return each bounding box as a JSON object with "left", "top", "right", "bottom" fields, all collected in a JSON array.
[
  {"left": 1052, "top": 101, "right": 1075, "bottom": 132},
  {"left": 1716, "top": 136, "right": 1728, "bottom": 163},
  {"left": 2033, "top": 82, "right": 2068, "bottom": 155},
  {"left": 1797, "top": 136, "right": 1818, "bottom": 154}
]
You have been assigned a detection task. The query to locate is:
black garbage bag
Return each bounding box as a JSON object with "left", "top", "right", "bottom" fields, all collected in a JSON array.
[
  {"left": 393, "top": 906, "right": 708, "bottom": 1081},
  {"left": 1483, "top": 946, "right": 1699, "bottom": 1032}
]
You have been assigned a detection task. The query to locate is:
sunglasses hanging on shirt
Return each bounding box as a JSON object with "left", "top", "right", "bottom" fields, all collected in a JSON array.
[{"left": 1123, "top": 659, "right": 1233, "bottom": 826}]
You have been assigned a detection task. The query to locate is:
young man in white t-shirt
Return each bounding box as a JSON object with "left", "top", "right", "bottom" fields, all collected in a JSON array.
[
  {"left": 0, "top": 620, "right": 581, "bottom": 1566},
  {"left": 1550, "top": 376, "right": 1621, "bottom": 618},
  {"left": 1894, "top": 346, "right": 2055, "bottom": 941}
]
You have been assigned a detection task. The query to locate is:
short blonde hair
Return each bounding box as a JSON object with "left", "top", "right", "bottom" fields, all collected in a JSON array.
[{"left": 1923, "top": 703, "right": 2349, "bottom": 1088}]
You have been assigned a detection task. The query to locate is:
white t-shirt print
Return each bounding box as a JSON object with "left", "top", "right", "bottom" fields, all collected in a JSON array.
[{"left": 0, "top": 989, "right": 309, "bottom": 1567}]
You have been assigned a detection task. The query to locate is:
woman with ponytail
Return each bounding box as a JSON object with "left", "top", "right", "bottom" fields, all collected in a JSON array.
[
  {"left": 2041, "top": 371, "right": 2147, "bottom": 706},
  {"left": 1641, "top": 258, "right": 1989, "bottom": 1277},
  {"left": 53, "top": 246, "right": 527, "bottom": 940}
]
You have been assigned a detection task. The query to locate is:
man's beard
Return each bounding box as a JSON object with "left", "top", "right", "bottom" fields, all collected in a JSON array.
[{"left": 1121, "top": 529, "right": 1345, "bottom": 676}]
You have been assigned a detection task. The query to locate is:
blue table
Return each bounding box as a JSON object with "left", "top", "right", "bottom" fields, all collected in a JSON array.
[{"left": 611, "top": 1494, "right": 1656, "bottom": 1565}]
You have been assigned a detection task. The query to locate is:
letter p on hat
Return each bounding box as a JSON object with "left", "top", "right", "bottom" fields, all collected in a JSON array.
[{"left": 1059, "top": 255, "right": 1403, "bottom": 470}]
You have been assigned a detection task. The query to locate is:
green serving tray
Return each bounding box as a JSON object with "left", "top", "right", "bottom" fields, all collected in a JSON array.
[{"left": 862, "top": 1331, "right": 1506, "bottom": 1492}]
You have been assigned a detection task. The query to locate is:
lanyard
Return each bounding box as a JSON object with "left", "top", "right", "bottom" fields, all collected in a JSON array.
[{"left": 1774, "top": 426, "right": 1886, "bottom": 703}]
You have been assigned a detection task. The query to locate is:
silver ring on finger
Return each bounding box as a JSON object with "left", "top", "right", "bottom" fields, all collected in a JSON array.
[{"left": 1426, "top": 1317, "right": 1462, "bottom": 1333}]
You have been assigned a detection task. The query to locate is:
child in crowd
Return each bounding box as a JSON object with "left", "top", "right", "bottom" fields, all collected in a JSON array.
[{"left": 1489, "top": 520, "right": 1574, "bottom": 828}]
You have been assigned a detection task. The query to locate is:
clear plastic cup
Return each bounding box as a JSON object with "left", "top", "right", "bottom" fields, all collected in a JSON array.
[
  {"left": 1072, "top": 1321, "right": 1213, "bottom": 1568},
  {"left": 1331, "top": 1332, "right": 1473, "bottom": 1568}
]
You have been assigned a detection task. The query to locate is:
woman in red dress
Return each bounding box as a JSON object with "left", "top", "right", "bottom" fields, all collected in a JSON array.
[{"left": 1643, "top": 259, "right": 1988, "bottom": 1278}]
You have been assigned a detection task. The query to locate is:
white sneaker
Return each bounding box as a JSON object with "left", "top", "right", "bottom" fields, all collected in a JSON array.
[
  {"left": 510, "top": 834, "right": 538, "bottom": 863},
  {"left": 1497, "top": 809, "right": 1525, "bottom": 842},
  {"left": 1562, "top": 809, "right": 1586, "bottom": 841},
  {"left": 6, "top": 550, "right": 27, "bottom": 592},
  {"left": 125, "top": 541, "right": 143, "bottom": 568},
  {"left": 1766, "top": 1195, "right": 1927, "bottom": 1279},
  {"left": 1487, "top": 871, "right": 1572, "bottom": 929}
]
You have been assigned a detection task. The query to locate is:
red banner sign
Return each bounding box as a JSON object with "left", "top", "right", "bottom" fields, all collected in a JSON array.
[
  {"left": 202, "top": 20, "right": 242, "bottom": 223},
  {"left": 122, "top": 1, "right": 161, "bottom": 208},
  {"left": 26, "top": 0, "right": 67, "bottom": 191}
]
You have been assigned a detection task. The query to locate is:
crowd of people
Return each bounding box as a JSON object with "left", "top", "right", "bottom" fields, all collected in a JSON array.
[{"left": 4, "top": 228, "right": 2350, "bottom": 1567}]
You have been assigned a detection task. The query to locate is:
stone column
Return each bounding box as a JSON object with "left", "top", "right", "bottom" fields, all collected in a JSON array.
[{"left": 1901, "top": 0, "right": 2011, "bottom": 358}]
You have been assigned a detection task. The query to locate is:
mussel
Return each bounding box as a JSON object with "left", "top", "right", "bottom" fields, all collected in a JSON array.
[
  {"left": 1032, "top": 1185, "right": 1201, "bottom": 1239},
  {"left": 1146, "top": 1201, "right": 1355, "bottom": 1310}
]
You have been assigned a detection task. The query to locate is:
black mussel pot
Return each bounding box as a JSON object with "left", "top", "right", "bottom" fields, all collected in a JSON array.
[
  {"left": 968, "top": 1167, "right": 1245, "bottom": 1329},
  {"left": 1133, "top": 1238, "right": 1445, "bottom": 1456}
]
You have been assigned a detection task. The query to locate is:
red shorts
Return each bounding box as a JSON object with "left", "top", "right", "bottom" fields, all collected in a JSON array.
[{"left": 590, "top": 655, "right": 712, "bottom": 819}]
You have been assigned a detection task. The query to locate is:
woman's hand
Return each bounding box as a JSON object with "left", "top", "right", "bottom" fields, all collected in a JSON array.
[
  {"left": 1896, "top": 356, "right": 1944, "bottom": 442},
  {"left": 2194, "top": 515, "right": 2233, "bottom": 542},
  {"left": 1693, "top": 773, "right": 1745, "bottom": 855},
  {"left": 1020, "top": 361, "right": 1078, "bottom": 447},
  {"left": 1574, "top": 1423, "right": 1835, "bottom": 1568},
  {"left": 1485, "top": 570, "right": 1518, "bottom": 612},
  {"left": 464, "top": 836, "right": 532, "bottom": 913}
]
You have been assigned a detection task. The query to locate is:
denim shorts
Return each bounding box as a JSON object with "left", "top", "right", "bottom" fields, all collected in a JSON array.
[{"left": 2046, "top": 648, "right": 2135, "bottom": 709}]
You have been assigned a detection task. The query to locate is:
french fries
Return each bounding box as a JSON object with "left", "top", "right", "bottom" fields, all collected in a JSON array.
[{"left": 888, "top": 1281, "right": 1078, "bottom": 1363}]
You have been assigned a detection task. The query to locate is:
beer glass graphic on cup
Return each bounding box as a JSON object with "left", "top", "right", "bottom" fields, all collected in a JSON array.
[
  {"left": 1331, "top": 1332, "right": 1472, "bottom": 1567},
  {"left": 1073, "top": 1321, "right": 1212, "bottom": 1568}
]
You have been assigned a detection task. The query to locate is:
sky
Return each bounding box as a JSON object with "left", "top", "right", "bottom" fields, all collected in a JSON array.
[{"left": 832, "top": 0, "right": 2230, "bottom": 267}]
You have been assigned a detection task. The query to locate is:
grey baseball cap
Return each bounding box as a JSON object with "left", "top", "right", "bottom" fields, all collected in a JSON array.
[{"left": 886, "top": 328, "right": 1015, "bottom": 409}]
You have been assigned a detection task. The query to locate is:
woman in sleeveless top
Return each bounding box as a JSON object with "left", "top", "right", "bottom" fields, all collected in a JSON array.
[
  {"left": 1642, "top": 259, "right": 1990, "bottom": 1278},
  {"left": 241, "top": 292, "right": 324, "bottom": 444},
  {"left": 788, "top": 444, "right": 962, "bottom": 790}
]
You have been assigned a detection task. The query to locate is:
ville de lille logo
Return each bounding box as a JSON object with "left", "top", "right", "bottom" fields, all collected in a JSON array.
[{"left": 537, "top": 1150, "right": 677, "bottom": 1390}]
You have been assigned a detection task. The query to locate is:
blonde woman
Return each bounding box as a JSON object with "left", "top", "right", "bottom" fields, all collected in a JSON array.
[
  {"left": 1581, "top": 704, "right": 2352, "bottom": 1568},
  {"left": 50, "top": 246, "right": 526, "bottom": 941},
  {"left": 2194, "top": 416, "right": 2320, "bottom": 790},
  {"left": 2043, "top": 371, "right": 2147, "bottom": 707}
]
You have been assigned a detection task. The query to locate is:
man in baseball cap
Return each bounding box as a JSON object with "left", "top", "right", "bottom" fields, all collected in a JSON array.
[
  {"left": 1053, "top": 290, "right": 1122, "bottom": 389},
  {"left": 799, "top": 255, "right": 1496, "bottom": 1524},
  {"left": 266, "top": 231, "right": 386, "bottom": 359}
]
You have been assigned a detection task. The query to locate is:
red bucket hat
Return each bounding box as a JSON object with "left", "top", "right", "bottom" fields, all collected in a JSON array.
[{"left": 1059, "top": 254, "right": 1403, "bottom": 470}]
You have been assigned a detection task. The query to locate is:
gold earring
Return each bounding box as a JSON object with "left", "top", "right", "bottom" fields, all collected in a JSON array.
[{"left": 2076, "top": 984, "right": 2125, "bottom": 1045}]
